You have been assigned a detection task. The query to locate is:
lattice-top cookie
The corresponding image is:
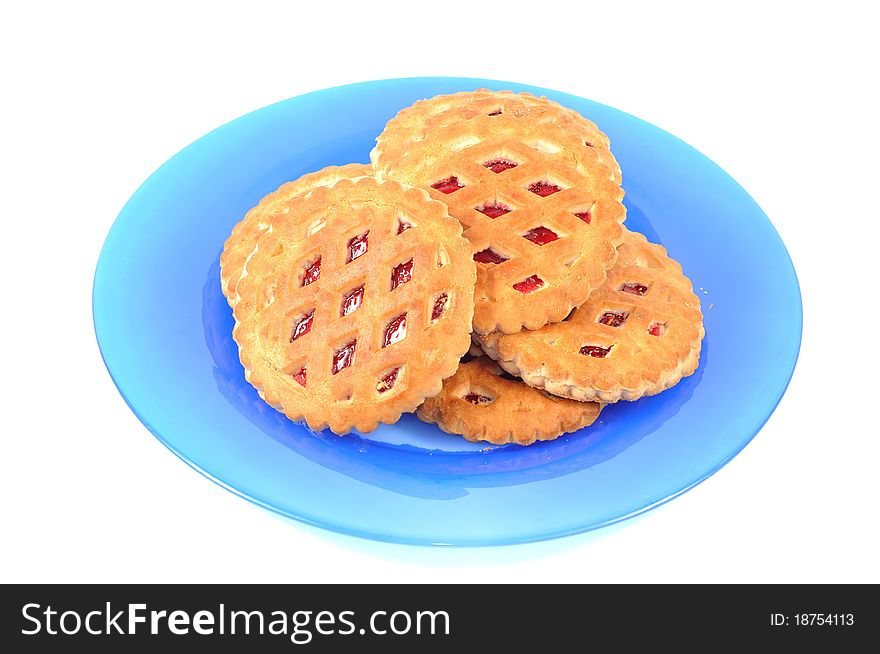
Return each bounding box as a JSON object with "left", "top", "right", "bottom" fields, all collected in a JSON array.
[
  {"left": 477, "top": 229, "right": 703, "bottom": 403},
  {"left": 373, "top": 89, "right": 622, "bottom": 182},
  {"left": 220, "top": 163, "right": 372, "bottom": 307},
  {"left": 372, "top": 90, "right": 626, "bottom": 334},
  {"left": 232, "top": 176, "right": 476, "bottom": 434},
  {"left": 417, "top": 355, "right": 601, "bottom": 446}
]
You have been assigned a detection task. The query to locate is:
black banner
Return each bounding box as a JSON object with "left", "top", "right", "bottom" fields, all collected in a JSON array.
[{"left": 1, "top": 584, "right": 874, "bottom": 651}]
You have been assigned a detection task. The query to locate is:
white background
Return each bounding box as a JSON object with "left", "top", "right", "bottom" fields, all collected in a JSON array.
[{"left": 2, "top": 1, "right": 878, "bottom": 583}]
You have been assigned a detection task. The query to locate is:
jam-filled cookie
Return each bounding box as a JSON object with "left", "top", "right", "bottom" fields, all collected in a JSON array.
[
  {"left": 418, "top": 355, "right": 602, "bottom": 446},
  {"left": 477, "top": 229, "right": 704, "bottom": 403},
  {"left": 372, "top": 90, "right": 625, "bottom": 334},
  {"left": 231, "top": 175, "right": 477, "bottom": 434}
]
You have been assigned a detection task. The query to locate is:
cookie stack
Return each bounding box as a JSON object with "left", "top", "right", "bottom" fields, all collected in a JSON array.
[{"left": 221, "top": 90, "right": 704, "bottom": 445}]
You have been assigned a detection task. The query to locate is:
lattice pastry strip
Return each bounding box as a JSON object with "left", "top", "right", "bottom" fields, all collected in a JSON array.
[
  {"left": 220, "top": 163, "right": 372, "bottom": 307},
  {"left": 233, "top": 176, "right": 476, "bottom": 434},
  {"left": 372, "top": 91, "right": 626, "bottom": 334},
  {"left": 476, "top": 229, "right": 704, "bottom": 403},
  {"left": 417, "top": 355, "right": 602, "bottom": 446}
]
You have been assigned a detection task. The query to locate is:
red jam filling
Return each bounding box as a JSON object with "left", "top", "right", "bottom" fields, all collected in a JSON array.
[
  {"left": 620, "top": 283, "right": 649, "bottom": 296},
  {"left": 377, "top": 368, "right": 400, "bottom": 394},
  {"left": 598, "top": 311, "right": 629, "bottom": 328},
  {"left": 488, "top": 109, "right": 503, "bottom": 116},
  {"left": 475, "top": 201, "right": 512, "bottom": 219},
  {"left": 584, "top": 140, "right": 594, "bottom": 147},
  {"left": 574, "top": 211, "right": 592, "bottom": 224},
  {"left": 579, "top": 345, "right": 611, "bottom": 358},
  {"left": 431, "top": 176, "right": 464, "bottom": 194},
  {"left": 332, "top": 340, "right": 357, "bottom": 375},
  {"left": 292, "top": 367, "right": 307, "bottom": 387},
  {"left": 397, "top": 219, "right": 413, "bottom": 234},
  {"left": 431, "top": 293, "right": 448, "bottom": 321},
  {"left": 513, "top": 275, "right": 544, "bottom": 294},
  {"left": 391, "top": 258, "right": 413, "bottom": 290},
  {"left": 648, "top": 322, "right": 665, "bottom": 337},
  {"left": 302, "top": 257, "right": 321, "bottom": 286},
  {"left": 484, "top": 159, "right": 518, "bottom": 173},
  {"left": 473, "top": 248, "right": 508, "bottom": 264},
  {"left": 341, "top": 285, "right": 365, "bottom": 316},
  {"left": 527, "top": 181, "right": 561, "bottom": 197},
  {"left": 382, "top": 314, "right": 407, "bottom": 347},
  {"left": 463, "top": 393, "right": 493, "bottom": 405},
  {"left": 347, "top": 232, "right": 369, "bottom": 263},
  {"left": 290, "top": 310, "right": 314, "bottom": 342},
  {"left": 522, "top": 226, "right": 559, "bottom": 245}
]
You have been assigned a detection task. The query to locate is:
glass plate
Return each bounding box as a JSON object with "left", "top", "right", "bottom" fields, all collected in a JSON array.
[{"left": 93, "top": 78, "right": 802, "bottom": 545}]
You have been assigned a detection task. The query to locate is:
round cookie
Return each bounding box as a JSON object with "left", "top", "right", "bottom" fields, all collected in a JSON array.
[
  {"left": 220, "top": 163, "right": 372, "bottom": 307},
  {"left": 374, "top": 89, "right": 622, "bottom": 184},
  {"left": 417, "top": 355, "right": 602, "bottom": 446},
  {"left": 372, "top": 89, "right": 626, "bottom": 334},
  {"left": 232, "top": 176, "right": 476, "bottom": 434},
  {"left": 476, "top": 229, "right": 704, "bottom": 403}
]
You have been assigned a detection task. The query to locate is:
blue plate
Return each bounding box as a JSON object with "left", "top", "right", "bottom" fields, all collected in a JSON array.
[{"left": 93, "top": 78, "right": 802, "bottom": 546}]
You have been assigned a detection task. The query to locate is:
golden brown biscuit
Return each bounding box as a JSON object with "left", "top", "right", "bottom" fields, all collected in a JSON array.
[
  {"left": 372, "top": 90, "right": 625, "bottom": 334},
  {"left": 418, "top": 356, "right": 602, "bottom": 446},
  {"left": 477, "top": 228, "right": 704, "bottom": 403},
  {"left": 232, "top": 176, "right": 477, "bottom": 434}
]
